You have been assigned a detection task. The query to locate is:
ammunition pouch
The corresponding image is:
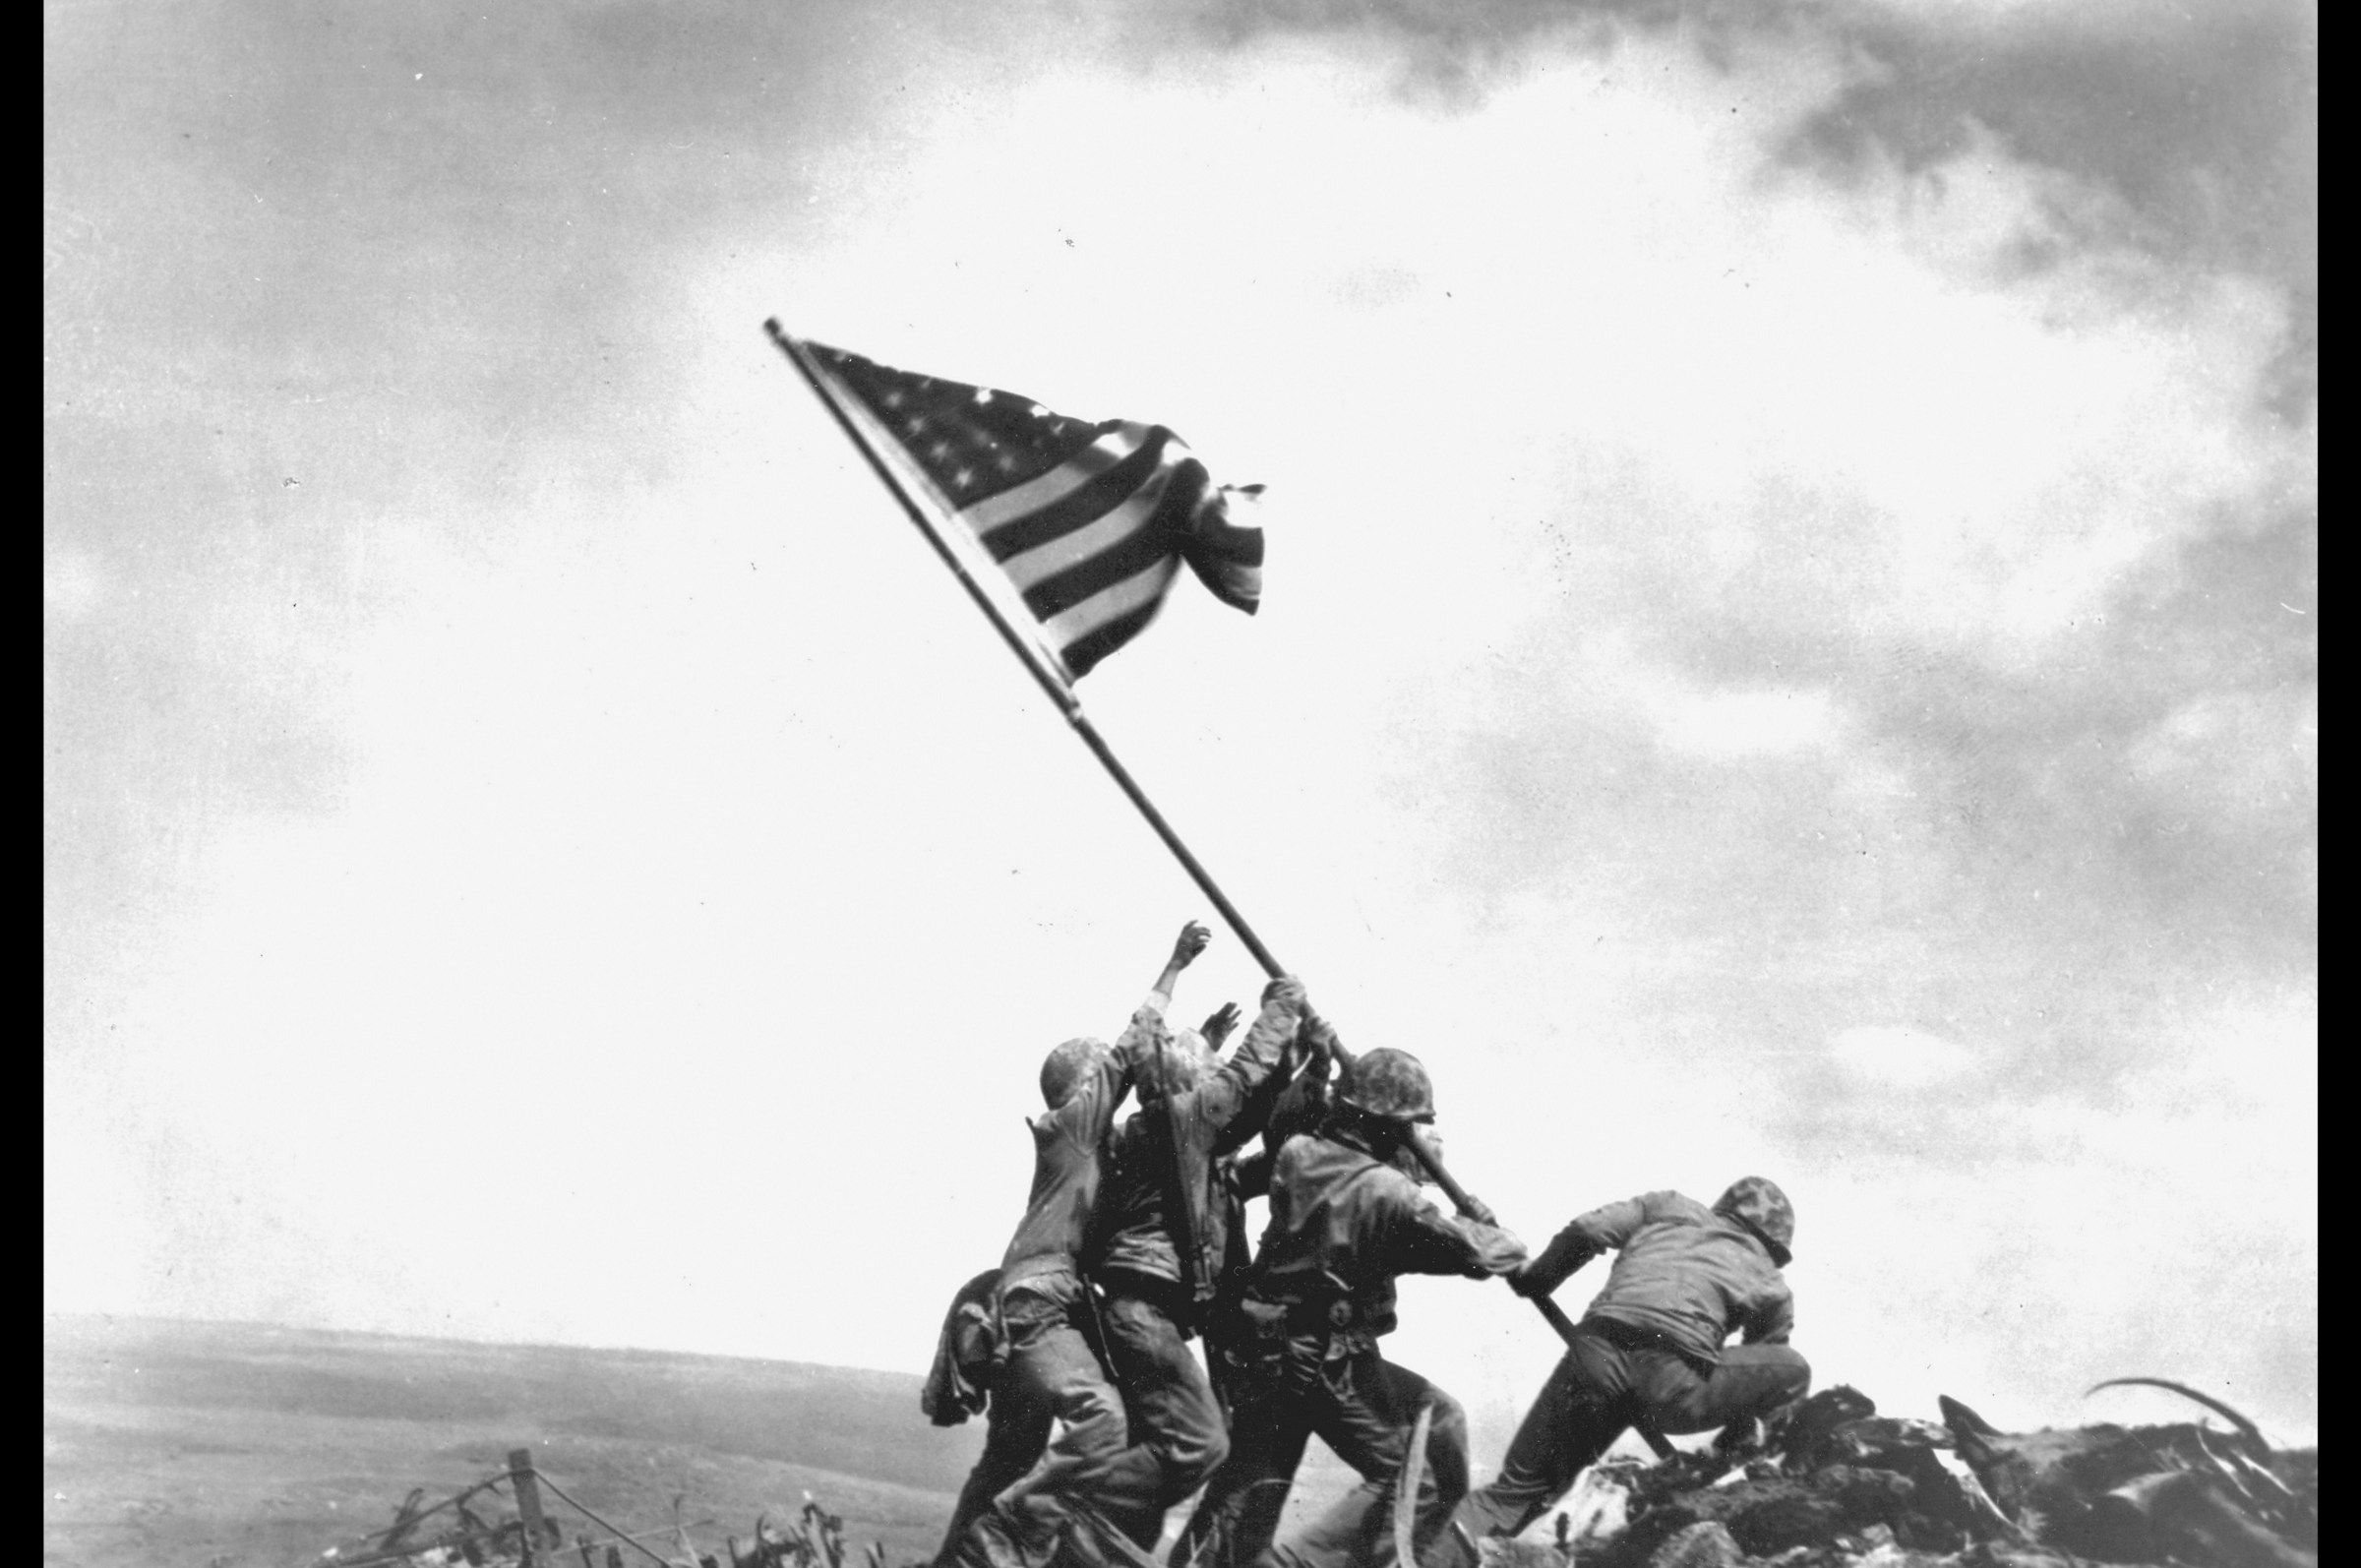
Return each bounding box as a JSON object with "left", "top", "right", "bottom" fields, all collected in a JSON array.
[
  {"left": 1203, "top": 1295, "right": 1293, "bottom": 1374},
  {"left": 1238, "top": 1297, "right": 1293, "bottom": 1343}
]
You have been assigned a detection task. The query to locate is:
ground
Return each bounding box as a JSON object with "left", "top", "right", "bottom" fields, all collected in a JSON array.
[{"left": 42, "top": 1315, "right": 1368, "bottom": 1568}]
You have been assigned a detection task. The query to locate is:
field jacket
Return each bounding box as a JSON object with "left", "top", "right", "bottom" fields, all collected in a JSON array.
[
  {"left": 1525, "top": 1189, "right": 1793, "bottom": 1366},
  {"left": 1087, "top": 986, "right": 1306, "bottom": 1311},
  {"left": 1242, "top": 1130, "right": 1524, "bottom": 1345},
  {"left": 997, "top": 993, "right": 1169, "bottom": 1290}
]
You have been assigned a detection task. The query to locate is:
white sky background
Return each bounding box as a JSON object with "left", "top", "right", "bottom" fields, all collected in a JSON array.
[{"left": 47, "top": 0, "right": 2315, "bottom": 1460}]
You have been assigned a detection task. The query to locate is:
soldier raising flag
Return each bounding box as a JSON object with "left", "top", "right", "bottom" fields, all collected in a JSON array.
[{"left": 1175, "top": 1049, "right": 1527, "bottom": 1568}]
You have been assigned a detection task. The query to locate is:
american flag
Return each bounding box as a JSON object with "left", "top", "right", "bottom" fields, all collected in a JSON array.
[{"left": 794, "top": 338, "right": 1263, "bottom": 681}]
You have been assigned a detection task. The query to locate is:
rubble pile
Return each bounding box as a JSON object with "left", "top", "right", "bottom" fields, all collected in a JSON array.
[
  {"left": 309, "top": 1464, "right": 895, "bottom": 1568},
  {"left": 308, "top": 1384, "right": 2315, "bottom": 1568},
  {"left": 1488, "top": 1385, "right": 2316, "bottom": 1568}
]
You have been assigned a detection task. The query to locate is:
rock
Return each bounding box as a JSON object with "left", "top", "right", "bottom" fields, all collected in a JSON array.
[
  {"left": 1779, "top": 1387, "right": 1880, "bottom": 1464},
  {"left": 1646, "top": 1522, "right": 1745, "bottom": 1568},
  {"left": 1811, "top": 1418, "right": 1955, "bottom": 1470},
  {"left": 1940, "top": 1402, "right": 2313, "bottom": 1559},
  {"left": 2087, "top": 1470, "right": 2318, "bottom": 1568},
  {"left": 1561, "top": 1461, "right": 1639, "bottom": 1545},
  {"left": 1475, "top": 1538, "right": 1566, "bottom": 1568},
  {"left": 1951, "top": 1545, "right": 2089, "bottom": 1568}
]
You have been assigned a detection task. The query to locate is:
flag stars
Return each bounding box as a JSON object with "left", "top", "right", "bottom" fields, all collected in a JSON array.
[
  {"left": 953, "top": 467, "right": 976, "bottom": 488},
  {"left": 930, "top": 441, "right": 952, "bottom": 460},
  {"left": 974, "top": 389, "right": 995, "bottom": 404},
  {"left": 882, "top": 391, "right": 905, "bottom": 409},
  {"left": 905, "top": 416, "right": 928, "bottom": 435}
]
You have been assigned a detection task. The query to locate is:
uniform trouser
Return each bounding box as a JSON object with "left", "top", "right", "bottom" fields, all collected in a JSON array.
[
  {"left": 1436, "top": 1328, "right": 1811, "bottom": 1567},
  {"left": 1098, "top": 1290, "right": 1231, "bottom": 1546},
  {"left": 1173, "top": 1334, "right": 1468, "bottom": 1568},
  {"left": 938, "top": 1393, "right": 1055, "bottom": 1568},
  {"left": 937, "top": 1280, "right": 1143, "bottom": 1568}
]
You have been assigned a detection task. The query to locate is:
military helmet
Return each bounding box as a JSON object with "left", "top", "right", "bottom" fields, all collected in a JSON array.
[
  {"left": 1714, "top": 1176, "right": 1795, "bottom": 1266},
  {"left": 1336, "top": 1047, "right": 1436, "bottom": 1123},
  {"left": 1040, "top": 1037, "right": 1110, "bottom": 1109}
]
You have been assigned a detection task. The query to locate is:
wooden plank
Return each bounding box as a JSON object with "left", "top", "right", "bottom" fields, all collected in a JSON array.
[{"left": 511, "top": 1448, "right": 554, "bottom": 1552}]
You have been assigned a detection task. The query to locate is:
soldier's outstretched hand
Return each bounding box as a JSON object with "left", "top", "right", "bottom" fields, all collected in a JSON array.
[
  {"left": 1260, "top": 974, "right": 1308, "bottom": 1014},
  {"left": 1467, "top": 1221, "right": 1530, "bottom": 1278},
  {"left": 1199, "top": 1000, "right": 1243, "bottom": 1051},
  {"left": 1173, "top": 920, "right": 1214, "bottom": 968}
]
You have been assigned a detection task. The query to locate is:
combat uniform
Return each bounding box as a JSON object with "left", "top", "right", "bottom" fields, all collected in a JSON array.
[
  {"left": 1441, "top": 1187, "right": 1811, "bottom": 1565},
  {"left": 1173, "top": 1126, "right": 1525, "bottom": 1568},
  {"left": 1084, "top": 979, "right": 1309, "bottom": 1546},
  {"left": 936, "top": 991, "right": 1175, "bottom": 1568}
]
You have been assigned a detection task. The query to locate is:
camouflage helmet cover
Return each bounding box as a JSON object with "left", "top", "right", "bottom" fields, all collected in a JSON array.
[
  {"left": 1714, "top": 1176, "right": 1795, "bottom": 1266},
  {"left": 1040, "top": 1037, "right": 1110, "bottom": 1109},
  {"left": 1336, "top": 1047, "right": 1437, "bottom": 1123}
]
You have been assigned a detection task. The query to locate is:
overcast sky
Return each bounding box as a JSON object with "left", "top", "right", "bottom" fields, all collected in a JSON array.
[{"left": 48, "top": 0, "right": 2314, "bottom": 1459}]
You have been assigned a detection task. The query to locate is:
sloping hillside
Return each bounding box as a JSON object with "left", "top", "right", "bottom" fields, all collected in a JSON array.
[{"left": 44, "top": 1315, "right": 986, "bottom": 1568}]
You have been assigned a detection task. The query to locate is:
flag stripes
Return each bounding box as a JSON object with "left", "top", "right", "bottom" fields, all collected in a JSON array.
[{"left": 796, "top": 338, "right": 1261, "bottom": 680}]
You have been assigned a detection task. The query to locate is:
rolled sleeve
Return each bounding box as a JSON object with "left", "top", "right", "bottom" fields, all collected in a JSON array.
[
  {"left": 1523, "top": 1192, "right": 1663, "bottom": 1297},
  {"left": 1388, "top": 1188, "right": 1527, "bottom": 1279}
]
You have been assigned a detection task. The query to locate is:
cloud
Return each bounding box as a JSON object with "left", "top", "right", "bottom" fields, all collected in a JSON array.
[
  {"left": 1656, "top": 684, "right": 1842, "bottom": 760},
  {"left": 1830, "top": 1024, "right": 1975, "bottom": 1087},
  {"left": 2127, "top": 685, "right": 2318, "bottom": 831}
]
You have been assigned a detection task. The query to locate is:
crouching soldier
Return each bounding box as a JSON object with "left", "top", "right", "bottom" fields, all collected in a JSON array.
[
  {"left": 1437, "top": 1177, "right": 1811, "bottom": 1567},
  {"left": 937, "top": 923, "right": 1214, "bottom": 1568},
  {"left": 1084, "top": 973, "right": 1314, "bottom": 1549},
  {"left": 1174, "top": 1048, "right": 1527, "bottom": 1568}
]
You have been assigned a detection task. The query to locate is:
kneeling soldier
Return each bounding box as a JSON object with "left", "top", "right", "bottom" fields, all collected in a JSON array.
[{"left": 1438, "top": 1177, "right": 1812, "bottom": 1566}]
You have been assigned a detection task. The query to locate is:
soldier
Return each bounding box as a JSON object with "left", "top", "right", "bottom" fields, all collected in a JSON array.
[
  {"left": 1200, "top": 1014, "right": 1342, "bottom": 1421},
  {"left": 1173, "top": 1048, "right": 1527, "bottom": 1568},
  {"left": 1083, "top": 973, "right": 1317, "bottom": 1549},
  {"left": 938, "top": 922, "right": 1215, "bottom": 1568},
  {"left": 1436, "top": 1177, "right": 1811, "bottom": 1567}
]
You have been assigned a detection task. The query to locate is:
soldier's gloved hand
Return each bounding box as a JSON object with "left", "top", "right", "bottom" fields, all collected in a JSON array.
[
  {"left": 1173, "top": 921, "right": 1214, "bottom": 967},
  {"left": 1260, "top": 974, "right": 1308, "bottom": 1013},
  {"left": 1465, "top": 1222, "right": 1529, "bottom": 1278},
  {"left": 1513, "top": 1232, "right": 1597, "bottom": 1298},
  {"left": 1199, "top": 1001, "right": 1243, "bottom": 1052}
]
